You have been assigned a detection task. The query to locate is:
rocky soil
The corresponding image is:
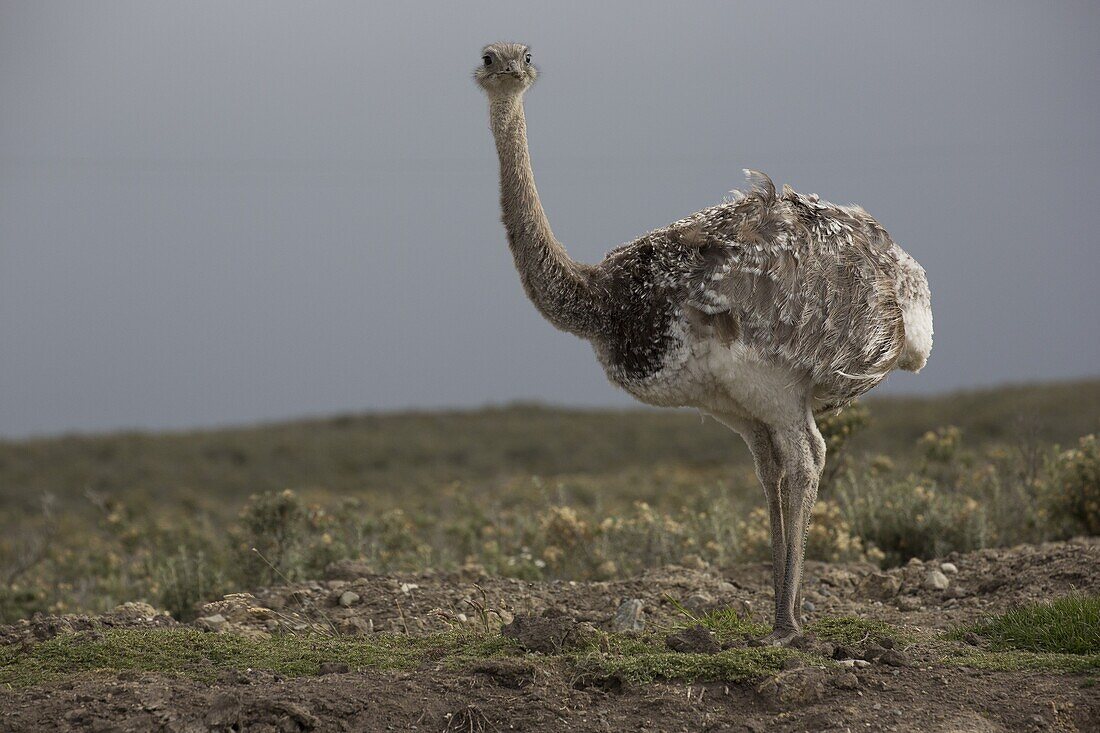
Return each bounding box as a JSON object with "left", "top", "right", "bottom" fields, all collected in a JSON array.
[{"left": 2, "top": 539, "right": 1097, "bottom": 732}]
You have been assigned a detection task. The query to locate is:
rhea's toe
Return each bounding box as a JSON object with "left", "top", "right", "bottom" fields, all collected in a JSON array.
[{"left": 749, "top": 628, "right": 801, "bottom": 647}]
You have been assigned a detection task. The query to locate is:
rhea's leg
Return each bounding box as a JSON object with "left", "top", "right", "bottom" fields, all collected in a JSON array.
[
  {"left": 742, "top": 424, "right": 787, "bottom": 622},
  {"left": 762, "top": 416, "right": 824, "bottom": 645}
]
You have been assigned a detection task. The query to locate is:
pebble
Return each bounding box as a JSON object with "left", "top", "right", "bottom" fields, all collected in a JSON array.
[
  {"left": 837, "top": 659, "right": 857, "bottom": 668},
  {"left": 940, "top": 562, "right": 958, "bottom": 574},
  {"left": 854, "top": 659, "right": 871, "bottom": 668},
  {"left": 716, "top": 581, "right": 737, "bottom": 594},
  {"left": 318, "top": 662, "right": 350, "bottom": 675},
  {"left": 666, "top": 625, "right": 720, "bottom": 655},
  {"left": 195, "top": 614, "right": 227, "bottom": 632},
  {"left": 338, "top": 591, "right": 360, "bottom": 608},
  {"left": 683, "top": 593, "right": 714, "bottom": 612},
  {"left": 611, "top": 599, "right": 645, "bottom": 633},
  {"left": 879, "top": 649, "right": 909, "bottom": 667},
  {"left": 801, "top": 600, "right": 816, "bottom": 613},
  {"left": 834, "top": 672, "right": 860, "bottom": 690},
  {"left": 896, "top": 596, "right": 921, "bottom": 612},
  {"left": 859, "top": 572, "right": 902, "bottom": 600},
  {"left": 924, "top": 569, "right": 950, "bottom": 591},
  {"left": 832, "top": 644, "right": 857, "bottom": 661},
  {"left": 862, "top": 643, "right": 885, "bottom": 661}
]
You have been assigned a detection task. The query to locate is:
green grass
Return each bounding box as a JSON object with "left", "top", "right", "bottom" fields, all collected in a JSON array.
[
  {"left": 936, "top": 594, "right": 1100, "bottom": 673},
  {"left": 0, "top": 621, "right": 806, "bottom": 689},
  {"left": 808, "top": 616, "right": 915, "bottom": 646},
  {"left": 955, "top": 594, "right": 1100, "bottom": 655},
  {"left": 661, "top": 601, "right": 770, "bottom": 642},
  {"left": 0, "top": 628, "right": 511, "bottom": 687},
  {"left": 569, "top": 647, "right": 799, "bottom": 685},
  {"left": 6, "top": 608, "right": 1100, "bottom": 690}
]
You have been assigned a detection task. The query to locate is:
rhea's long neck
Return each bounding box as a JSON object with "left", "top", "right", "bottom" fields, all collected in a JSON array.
[{"left": 489, "top": 92, "right": 601, "bottom": 338}]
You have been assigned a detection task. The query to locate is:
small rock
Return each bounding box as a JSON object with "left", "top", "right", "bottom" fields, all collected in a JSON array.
[
  {"left": 831, "top": 644, "right": 857, "bottom": 661},
  {"left": 502, "top": 612, "right": 597, "bottom": 654},
  {"left": 924, "top": 570, "right": 950, "bottom": 591},
  {"left": 862, "top": 643, "right": 885, "bottom": 660},
  {"left": 801, "top": 600, "right": 816, "bottom": 613},
  {"left": 896, "top": 596, "right": 921, "bottom": 612},
  {"left": 338, "top": 591, "right": 360, "bottom": 608},
  {"left": 788, "top": 633, "right": 817, "bottom": 651},
  {"left": 878, "top": 637, "right": 895, "bottom": 650},
  {"left": 756, "top": 667, "right": 827, "bottom": 707},
  {"left": 780, "top": 657, "right": 803, "bottom": 671},
  {"left": 837, "top": 659, "right": 856, "bottom": 668},
  {"left": 940, "top": 562, "right": 958, "bottom": 575},
  {"left": 318, "top": 662, "right": 350, "bottom": 675},
  {"left": 834, "top": 672, "right": 860, "bottom": 690},
  {"left": 854, "top": 659, "right": 870, "bottom": 668},
  {"left": 819, "top": 568, "right": 856, "bottom": 588},
  {"left": 879, "top": 649, "right": 909, "bottom": 667},
  {"left": 399, "top": 583, "right": 418, "bottom": 595},
  {"left": 611, "top": 599, "right": 645, "bottom": 633},
  {"left": 859, "top": 572, "right": 902, "bottom": 600},
  {"left": 683, "top": 593, "right": 714, "bottom": 612},
  {"left": 195, "top": 614, "right": 227, "bottom": 632},
  {"left": 111, "top": 602, "right": 159, "bottom": 621},
  {"left": 906, "top": 557, "right": 924, "bottom": 567},
  {"left": 717, "top": 581, "right": 737, "bottom": 594},
  {"left": 963, "top": 631, "right": 982, "bottom": 646},
  {"left": 336, "top": 617, "right": 372, "bottom": 635},
  {"left": 666, "top": 625, "right": 720, "bottom": 654}
]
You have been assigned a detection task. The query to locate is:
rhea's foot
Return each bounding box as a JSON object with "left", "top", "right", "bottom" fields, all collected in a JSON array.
[{"left": 747, "top": 627, "right": 801, "bottom": 647}]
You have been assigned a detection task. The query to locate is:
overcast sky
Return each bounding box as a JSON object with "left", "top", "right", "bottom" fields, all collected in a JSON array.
[{"left": 1, "top": 1, "right": 1098, "bottom": 437}]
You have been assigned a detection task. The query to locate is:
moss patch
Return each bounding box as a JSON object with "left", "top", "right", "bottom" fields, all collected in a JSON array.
[
  {"left": 570, "top": 646, "right": 800, "bottom": 685},
  {"left": 808, "top": 616, "right": 914, "bottom": 646},
  {"left": 0, "top": 628, "right": 506, "bottom": 687}
]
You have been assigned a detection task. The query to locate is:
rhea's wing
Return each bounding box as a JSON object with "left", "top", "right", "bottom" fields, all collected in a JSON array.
[{"left": 680, "top": 172, "right": 906, "bottom": 404}]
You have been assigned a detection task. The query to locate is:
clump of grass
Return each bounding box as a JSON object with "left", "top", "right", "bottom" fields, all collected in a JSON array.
[
  {"left": 808, "top": 616, "right": 913, "bottom": 646},
  {"left": 956, "top": 593, "right": 1100, "bottom": 655},
  {"left": 661, "top": 599, "right": 769, "bottom": 643}
]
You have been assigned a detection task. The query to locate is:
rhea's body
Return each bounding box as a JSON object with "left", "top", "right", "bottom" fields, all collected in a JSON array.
[{"left": 475, "top": 42, "right": 931, "bottom": 644}]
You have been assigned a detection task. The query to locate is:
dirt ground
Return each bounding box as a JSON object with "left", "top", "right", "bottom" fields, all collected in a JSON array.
[{"left": 2, "top": 539, "right": 1098, "bottom": 732}]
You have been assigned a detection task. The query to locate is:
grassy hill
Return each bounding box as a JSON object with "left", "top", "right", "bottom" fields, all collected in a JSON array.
[
  {"left": 0, "top": 378, "right": 1097, "bottom": 622},
  {"left": 2, "top": 379, "right": 1097, "bottom": 515}
]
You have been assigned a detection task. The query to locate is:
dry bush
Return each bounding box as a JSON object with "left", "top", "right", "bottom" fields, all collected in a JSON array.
[{"left": 1044, "top": 434, "right": 1100, "bottom": 536}]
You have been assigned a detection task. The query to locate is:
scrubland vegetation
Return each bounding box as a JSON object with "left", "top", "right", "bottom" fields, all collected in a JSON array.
[{"left": 1, "top": 379, "right": 1098, "bottom": 623}]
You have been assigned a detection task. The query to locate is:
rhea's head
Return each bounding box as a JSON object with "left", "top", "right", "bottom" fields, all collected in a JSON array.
[{"left": 474, "top": 42, "right": 537, "bottom": 96}]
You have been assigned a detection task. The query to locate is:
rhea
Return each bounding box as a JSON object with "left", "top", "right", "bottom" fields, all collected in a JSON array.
[{"left": 475, "top": 43, "right": 932, "bottom": 644}]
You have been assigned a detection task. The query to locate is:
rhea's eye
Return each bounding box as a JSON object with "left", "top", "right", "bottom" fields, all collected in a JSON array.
[
  {"left": 524, "top": 53, "right": 531, "bottom": 64},
  {"left": 482, "top": 55, "right": 492, "bottom": 67}
]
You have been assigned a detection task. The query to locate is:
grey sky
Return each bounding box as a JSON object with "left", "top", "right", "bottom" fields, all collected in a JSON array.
[{"left": 1, "top": 1, "right": 1098, "bottom": 437}]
